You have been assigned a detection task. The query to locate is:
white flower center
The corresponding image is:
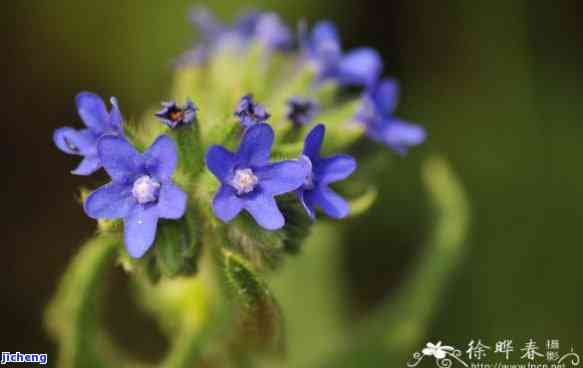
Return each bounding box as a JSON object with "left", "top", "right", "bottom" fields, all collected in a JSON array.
[
  {"left": 132, "top": 175, "right": 161, "bottom": 204},
  {"left": 300, "top": 155, "right": 315, "bottom": 190},
  {"left": 230, "top": 168, "right": 259, "bottom": 195}
]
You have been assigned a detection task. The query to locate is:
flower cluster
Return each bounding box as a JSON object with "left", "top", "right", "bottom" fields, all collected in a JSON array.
[
  {"left": 302, "top": 20, "right": 426, "bottom": 152},
  {"left": 53, "top": 92, "right": 355, "bottom": 258},
  {"left": 54, "top": 8, "right": 426, "bottom": 262}
]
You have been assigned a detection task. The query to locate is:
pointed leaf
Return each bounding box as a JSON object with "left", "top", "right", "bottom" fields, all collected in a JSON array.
[{"left": 223, "top": 249, "right": 285, "bottom": 355}]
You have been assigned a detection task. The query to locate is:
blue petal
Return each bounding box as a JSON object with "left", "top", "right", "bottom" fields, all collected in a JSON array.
[
  {"left": 124, "top": 204, "right": 159, "bottom": 259},
  {"left": 315, "top": 154, "right": 356, "bottom": 184},
  {"left": 206, "top": 145, "right": 236, "bottom": 183},
  {"left": 237, "top": 123, "right": 274, "bottom": 167},
  {"left": 338, "top": 48, "right": 382, "bottom": 87},
  {"left": 255, "top": 160, "right": 307, "bottom": 196},
  {"left": 311, "top": 21, "right": 340, "bottom": 48},
  {"left": 189, "top": 7, "right": 224, "bottom": 42},
  {"left": 234, "top": 9, "right": 261, "bottom": 38},
  {"left": 380, "top": 119, "right": 426, "bottom": 154},
  {"left": 76, "top": 92, "right": 109, "bottom": 132},
  {"left": 304, "top": 186, "right": 349, "bottom": 219},
  {"left": 373, "top": 79, "right": 399, "bottom": 116},
  {"left": 252, "top": 104, "right": 270, "bottom": 121},
  {"left": 108, "top": 97, "right": 124, "bottom": 129},
  {"left": 212, "top": 185, "right": 244, "bottom": 223},
  {"left": 255, "top": 13, "right": 292, "bottom": 50},
  {"left": 71, "top": 156, "right": 102, "bottom": 176},
  {"left": 298, "top": 190, "right": 316, "bottom": 220},
  {"left": 53, "top": 127, "right": 96, "bottom": 156},
  {"left": 84, "top": 182, "right": 135, "bottom": 219},
  {"left": 157, "top": 183, "right": 187, "bottom": 219},
  {"left": 302, "top": 124, "right": 325, "bottom": 160},
  {"left": 143, "top": 135, "right": 177, "bottom": 181},
  {"left": 98, "top": 135, "right": 143, "bottom": 182},
  {"left": 240, "top": 116, "right": 256, "bottom": 128},
  {"left": 309, "top": 21, "right": 342, "bottom": 69},
  {"left": 244, "top": 194, "right": 284, "bottom": 230}
]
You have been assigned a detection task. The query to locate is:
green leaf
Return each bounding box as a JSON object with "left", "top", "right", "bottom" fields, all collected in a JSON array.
[
  {"left": 223, "top": 249, "right": 285, "bottom": 355},
  {"left": 380, "top": 156, "right": 470, "bottom": 351},
  {"left": 206, "top": 45, "right": 247, "bottom": 129},
  {"left": 314, "top": 156, "right": 470, "bottom": 367},
  {"left": 223, "top": 196, "right": 313, "bottom": 270},
  {"left": 267, "top": 224, "right": 349, "bottom": 368},
  {"left": 171, "top": 67, "right": 206, "bottom": 104},
  {"left": 347, "top": 186, "right": 378, "bottom": 218},
  {"left": 240, "top": 42, "right": 270, "bottom": 98},
  {"left": 279, "top": 196, "right": 313, "bottom": 254},
  {"left": 154, "top": 213, "right": 200, "bottom": 278},
  {"left": 171, "top": 124, "right": 205, "bottom": 183},
  {"left": 132, "top": 246, "right": 235, "bottom": 368},
  {"left": 45, "top": 234, "right": 120, "bottom": 368},
  {"left": 225, "top": 214, "right": 286, "bottom": 271}
]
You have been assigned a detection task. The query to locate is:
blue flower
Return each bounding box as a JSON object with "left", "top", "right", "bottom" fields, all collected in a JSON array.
[
  {"left": 155, "top": 98, "right": 198, "bottom": 128},
  {"left": 84, "top": 135, "right": 187, "bottom": 258},
  {"left": 286, "top": 97, "right": 319, "bottom": 126},
  {"left": 234, "top": 94, "right": 270, "bottom": 128},
  {"left": 253, "top": 12, "right": 293, "bottom": 51},
  {"left": 305, "top": 21, "right": 382, "bottom": 87},
  {"left": 179, "top": 8, "right": 292, "bottom": 65},
  {"left": 206, "top": 123, "right": 308, "bottom": 230},
  {"left": 53, "top": 92, "right": 124, "bottom": 175},
  {"left": 189, "top": 7, "right": 228, "bottom": 44},
  {"left": 297, "top": 124, "right": 356, "bottom": 219},
  {"left": 356, "top": 78, "right": 426, "bottom": 154}
]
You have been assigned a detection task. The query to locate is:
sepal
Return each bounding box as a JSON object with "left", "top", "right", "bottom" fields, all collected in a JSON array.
[
  {"left": 154, "top": 212, "right": 200, "bottom": 278},
  {"left": 224, "top": 196, "right": 313, "bottom": 270}
]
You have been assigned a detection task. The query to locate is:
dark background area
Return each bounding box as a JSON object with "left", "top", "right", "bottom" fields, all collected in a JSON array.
[{"left": 2, "top": 0, "right": 583, "bottom": 358}]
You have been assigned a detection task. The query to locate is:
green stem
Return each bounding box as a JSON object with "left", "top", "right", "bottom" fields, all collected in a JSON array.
[
  {"left": 313, "top": 156, "right": 470, "bottom": 368},
  {"left": 160, "top": 224, "right": 235, "bottom": 368},
  {"left": 172, "top": 124, "right": 204, "bottom": 184},
  {"left": 45, "top": 233, "right": 119, "bottom": 368}
]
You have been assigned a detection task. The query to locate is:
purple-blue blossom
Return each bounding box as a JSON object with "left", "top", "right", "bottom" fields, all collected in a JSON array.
[
  {"left": 53, "top": 92, "right": 124, "bottom": 175},
  {"left": 205, "top": 123, "right": 308, "bottom": 230},
  {"left": 286, "top": 97, "right": 319, "bottom": 126},
  {"left": 84, "top": 135, "right": 187, "bottom": 258},
  {"left": 356, "top": 78, "right": 426, "bottom": 154},
  {"left": 254, "top": 12, "right": 293, "bottom": 51},
  {"left": 155, "top": 98, "right": 198, "bottom": 128},
  {"left": 305, "top": 21, "right": 382, "bottom": 87},
  {"left": 234, "top": 94, "right": 270, "bottom": 128},
  {"left": 179, "top": 8, "right": 292, "bottom": 65},
  {"left": 297, "top": 124, "right": 356, "bottom": 219}
]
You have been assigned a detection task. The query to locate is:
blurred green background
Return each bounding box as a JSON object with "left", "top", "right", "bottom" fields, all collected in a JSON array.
[{"left": 2, "top": 0, "right": 583, "bottom": 364}]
